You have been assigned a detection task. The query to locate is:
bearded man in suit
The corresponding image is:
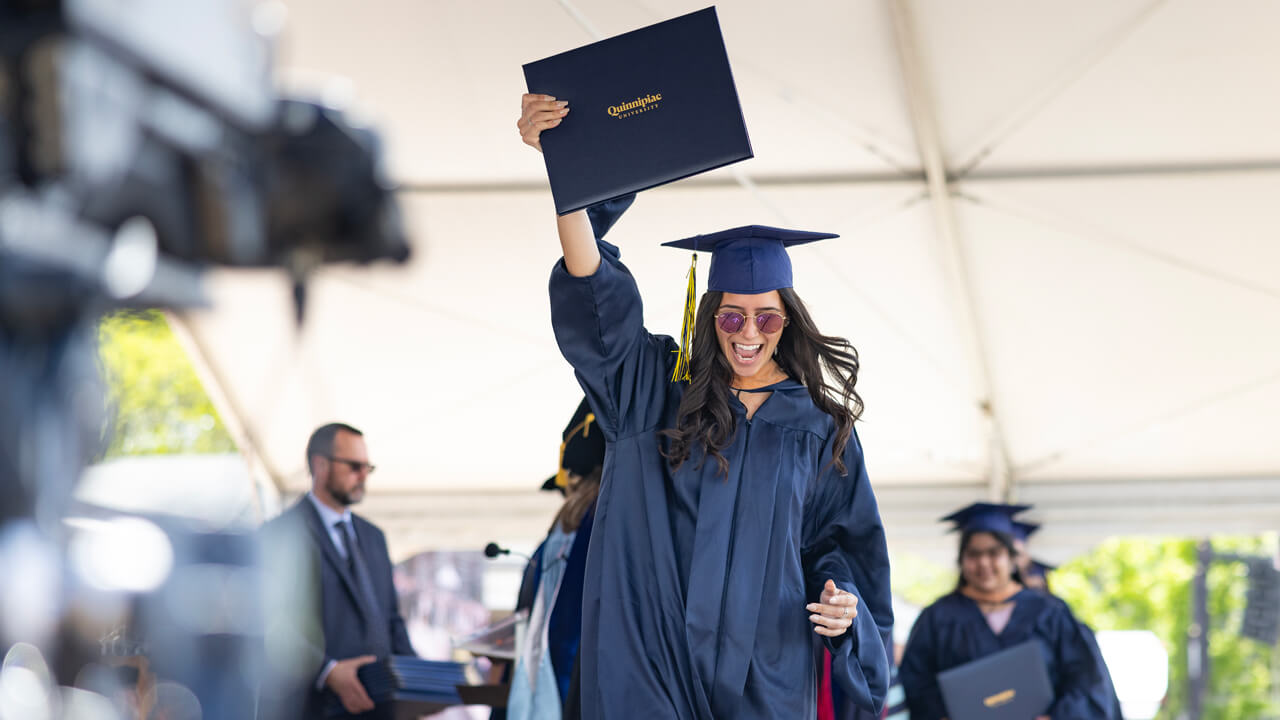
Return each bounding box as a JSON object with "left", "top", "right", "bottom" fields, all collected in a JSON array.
[{"left": 259, "top": 423, "right": 415, "bottom": 720}]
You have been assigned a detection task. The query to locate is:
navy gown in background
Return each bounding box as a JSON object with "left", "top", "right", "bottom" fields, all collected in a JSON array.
[
  {"left": 1078, "top": 618, "right": 1125, "bottom": 719},
  {"left": 899, "top": 589, "right": 1113, "bottom": 720},
  {"left": 497, "top": 508, "right": 594, "bottom": 720},
  {"left": 548, "top": 236, "right": 892, "bottom": 719}
]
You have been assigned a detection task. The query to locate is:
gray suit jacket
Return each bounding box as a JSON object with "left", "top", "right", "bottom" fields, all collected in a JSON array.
[{"left": 258, "top": 499, "right": 414, "bottom": 719}]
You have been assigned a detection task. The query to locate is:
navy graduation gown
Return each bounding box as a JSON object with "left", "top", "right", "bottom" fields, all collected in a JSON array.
[
  {"left": 549, "top": 240, "right": 892, "bottom": 719},
  {"left": 898, "top": 589, "right": 1114, "bottom": 720},
  {"left": 1078, "top": 621, "right": 1125, "bottom": 719}
]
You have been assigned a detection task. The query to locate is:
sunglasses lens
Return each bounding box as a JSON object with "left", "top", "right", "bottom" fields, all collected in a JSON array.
[
  {"left": 717, "top": 313, "right": 745, "bottom": 332},
  {"left": 758, "top": 314, "right": 785, "bottom": 333}
]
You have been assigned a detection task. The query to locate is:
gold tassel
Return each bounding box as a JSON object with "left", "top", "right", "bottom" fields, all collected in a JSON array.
[
  {"left": 671, "top": 252, "right": 697, "bottom": 382},
  {"left": 556, "top": 440, "right": 569, "bottom": 488}
]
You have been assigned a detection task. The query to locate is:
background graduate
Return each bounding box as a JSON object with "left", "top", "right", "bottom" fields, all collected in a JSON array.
[
  {"left": 519, "top": 93, "right": 894, "bottom": 719},
  {"left": 898, "top": 503, "right": 1116, "bottom": 719},
  {"left": 498, "top": 397, "right": 604, "bottom": 720},
  {"left": 1013, "top": 520, "right": 1125, "bottom": 719}
]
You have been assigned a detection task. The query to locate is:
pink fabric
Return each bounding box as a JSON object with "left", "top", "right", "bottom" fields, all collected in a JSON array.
[
  {"left": 984, "top": 603, "right": 1016, "bottom": 635},
  {"left": 817, "top": 648, "right": 835, "bottom": 720}
]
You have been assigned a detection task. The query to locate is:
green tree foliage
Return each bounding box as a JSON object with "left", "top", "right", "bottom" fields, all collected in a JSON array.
[
  {"left": 893, "top": 550, "right": 959, "bottom": 608},
  {"left": 97, "top": 310, "right": 236, "bottom": 456},
  {"left": 1050, "top": 535, "right": 1277, "bottom": 720}
]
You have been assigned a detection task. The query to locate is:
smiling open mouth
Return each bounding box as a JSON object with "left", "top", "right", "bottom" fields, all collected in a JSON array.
[{"left": 732, "top": 343, "right": 762, "bottom": 363}]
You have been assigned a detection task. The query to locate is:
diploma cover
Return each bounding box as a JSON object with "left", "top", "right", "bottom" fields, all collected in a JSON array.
[
  {"left": 523, "top": 6, "right": 753, "bottom": 215},
  {"left": 937, "top": 641, "right": 1054, "bottom": 720}
]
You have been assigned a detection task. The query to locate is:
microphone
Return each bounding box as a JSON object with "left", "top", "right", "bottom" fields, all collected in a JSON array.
[{"left": 483, "top": 542, "right": 529, "bottom": 561}]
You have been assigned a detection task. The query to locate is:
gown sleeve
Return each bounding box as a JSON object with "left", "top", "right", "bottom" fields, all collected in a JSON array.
[
  {"left": 548, "top": 200, "right": 674, "bottom": 440},
  {"left": 897, "top": 603, "right": 948, "bottom": 720},
  {"left": 1077, "top": 621, "right": 1125, "bottom": 720},
  {"left": 1042, "top": 602, "right": 1114, "bottom": 719},
  {"left": 800, "top": 427, "right": 893, "bottom": 715}
]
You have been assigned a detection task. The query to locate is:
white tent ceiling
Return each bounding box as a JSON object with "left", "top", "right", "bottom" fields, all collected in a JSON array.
[{"left": 176, "top": 0, "right": 1280, "bottom": 564}]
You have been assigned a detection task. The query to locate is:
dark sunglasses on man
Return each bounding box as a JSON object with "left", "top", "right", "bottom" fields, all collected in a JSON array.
[{"left": 327, "top": 455, "right": 376, "bottom": 474}]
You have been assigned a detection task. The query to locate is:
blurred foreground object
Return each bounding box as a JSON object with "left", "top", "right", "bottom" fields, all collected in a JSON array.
[{"left": 0, "top": 0, "right": 410, "bottom": 716}]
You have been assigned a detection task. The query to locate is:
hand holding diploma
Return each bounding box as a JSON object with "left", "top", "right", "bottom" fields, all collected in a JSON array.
[{"left": 518, "top": 93, "right": 568, "bottom": 153}]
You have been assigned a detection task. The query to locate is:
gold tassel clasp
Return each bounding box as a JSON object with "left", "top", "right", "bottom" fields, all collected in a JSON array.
[{"left": 671, "top": 253, "right": 696, "bottom": 382}]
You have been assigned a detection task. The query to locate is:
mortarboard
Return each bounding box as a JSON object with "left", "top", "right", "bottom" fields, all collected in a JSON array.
[
  {"left": 1025, "top": 559, "right": 1057, "bottom": 579},
  {"left": 1011, "top": 520, "right": 1041, "bottom": 542},
  {"left": 659, "top": 225, "right": 838, "bottom": 381},
  {"left": 661, "top": 225, "right": 838, "bottom": 294},
  {"left": 940, "top": 502, "right": 1032, "bottom": 536},
  {"left": 542, "top": 397, "right": 606, "bottom": 493}
]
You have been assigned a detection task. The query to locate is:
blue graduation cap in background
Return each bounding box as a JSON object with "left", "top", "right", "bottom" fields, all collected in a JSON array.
[
  {"left": 541, "top": 397, "right": 605, "bottom": 494},
  {"left": 940, "top": 502, "right": 1032, "bottom": 536},
  {"left": 1011, "top": 520, "right": 1041, "bottom": 542},
  {"left": 659, "top": 225, "right": 838, "bottom": 381},
  {"left": 1025, "top": 558, "right": 1057, "bottom": 579}
]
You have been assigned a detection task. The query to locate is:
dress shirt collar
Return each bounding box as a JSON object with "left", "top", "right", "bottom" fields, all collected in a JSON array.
[{"left": 306, "top": 491, "right": 352, "bottom": 528}]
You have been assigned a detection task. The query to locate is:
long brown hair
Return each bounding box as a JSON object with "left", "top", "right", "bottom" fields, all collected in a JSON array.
[
  {"left": 661, "top": 288, "right": 864, "bottom": 477},
  {"left": 554, "top": 466, "right": 602, "bottom": 533}
]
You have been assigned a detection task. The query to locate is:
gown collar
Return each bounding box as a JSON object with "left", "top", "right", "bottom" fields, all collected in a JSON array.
[{"left": 731, "top": 377, "right": 805, "bottom": 393}]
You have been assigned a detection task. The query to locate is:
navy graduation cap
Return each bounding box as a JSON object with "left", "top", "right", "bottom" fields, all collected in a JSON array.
[
  {"left": 661, "top": 225, "right": 838, "bottom": 294},
  {"left": 1025, "top": 558, "right": 1057, "bottom": 579},
  {"left": 940, "top": 502, "right": 1032, "bottom": 536},
  {"left": 1012, "top": 520, "right": 1041, "bottom": 542},
  {"left": 659, "top": 225, "right": 838, "bottom": 380},
  {"left": 542, "top": 397, "right": 606, "bottom": 494}
]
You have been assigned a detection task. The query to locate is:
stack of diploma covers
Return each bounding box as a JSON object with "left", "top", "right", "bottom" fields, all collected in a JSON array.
[
  {"left": 523, "top": 6, "right": 753, "bottom": 214},
  {"left": 937, "top": 641, "right": 1053, "bottom": 720},
  {"left": 327, "top": 656, "right": 469, "bottom": 717}
]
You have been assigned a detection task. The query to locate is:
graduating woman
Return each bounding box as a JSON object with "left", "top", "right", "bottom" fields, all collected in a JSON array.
[
  {"left": 898, "top": 503, "right": 1115, "bottom": 719},
  {"left": 518, "top": 94, "right": 893, "bottom": 719}
]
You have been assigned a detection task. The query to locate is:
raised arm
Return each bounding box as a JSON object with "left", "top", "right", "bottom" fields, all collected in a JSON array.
[
  {"left": 520, "top": 93, "right": 600, "bottom": 277},
  {"left": 556, "top": 210, "right": 600, "bottom": 276},
  {"left": 521, "top": 93, "right": 671, "bottom": 438}
]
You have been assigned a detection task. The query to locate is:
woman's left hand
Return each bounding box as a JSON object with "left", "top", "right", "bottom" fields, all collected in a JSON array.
[{"left": 806, "top": 579, "right": 858, "bottom": 637}]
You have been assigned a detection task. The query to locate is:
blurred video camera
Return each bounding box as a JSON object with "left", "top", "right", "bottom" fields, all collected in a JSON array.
[
  {"left": 1, "top": 0, "right": 410, "bottom": 327},
  {"left": 0, "top": 2, "right": 411, "bottom": 716}
]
